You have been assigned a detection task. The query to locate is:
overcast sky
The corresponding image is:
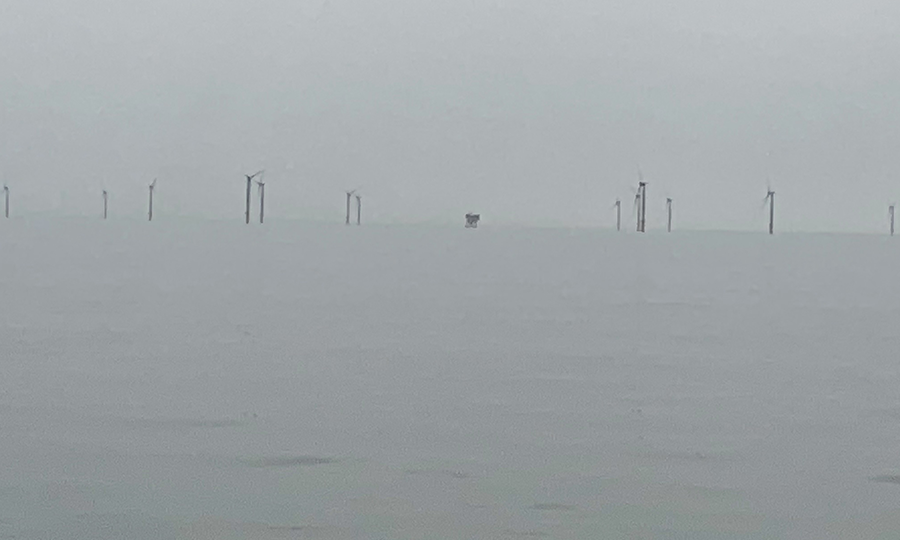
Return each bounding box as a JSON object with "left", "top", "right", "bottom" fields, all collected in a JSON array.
[{"left": 2, "top": 0, "right": 899, "bottom": 231}]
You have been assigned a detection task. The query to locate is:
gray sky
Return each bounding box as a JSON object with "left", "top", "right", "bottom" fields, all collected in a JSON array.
[{"left": 2, "top": 0, "right": 899, "bottom": 231}]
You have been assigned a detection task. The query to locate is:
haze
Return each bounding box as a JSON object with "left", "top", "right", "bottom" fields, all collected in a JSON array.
[{"left": 2, "top": 0, "right": 899, "bottom": 231}]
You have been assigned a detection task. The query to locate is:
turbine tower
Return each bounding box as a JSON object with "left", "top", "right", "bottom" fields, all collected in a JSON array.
[
  {"left": 891, "top": 204, "right": 895, "bottom": 236},
  {"left": 103, "top": 190, "right": 108, "bottom": 220},
  {"left": 256, "top": 178, "right": 266, "bottom": 224},
  {"left": 244, "top": 170, "right": 264, "bottom": 224},
  {"left": 633, "top": 171, "right": 647, "bottom": 233},
  {"left": 148, "top": 179, "right": 157, "bottom": 221},
  {"left": 614, "top": 199, "right": 621, "bottom": 231},
  {"left": 3, "top": 185, "right": 8, "bottom": 219},
  {"left": 355, "top": 193, "right": 362, "bottom": 226},
  {"left": 764, "top": 189, "right": 775, "bottom": 235},
  {"left": 633, "top": 190, "right": 641, "bottom": 232},
  {"left": 345, "top": 190, "right": 356, "bottom": 225},
  {"left": 639, "top": 182, "right": 647, "bottom": 233},
  {"left": 666, "top": 197, "right": 673, "bottom": 233}
]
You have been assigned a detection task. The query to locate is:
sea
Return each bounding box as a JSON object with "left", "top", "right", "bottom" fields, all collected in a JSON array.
[{"left": 2, "top": 218, "right": 900, "bottom": 539}]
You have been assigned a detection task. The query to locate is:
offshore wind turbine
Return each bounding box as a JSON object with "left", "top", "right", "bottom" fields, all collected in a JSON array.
[
  {"left": 345, "top": 189, "right": 357, "bottom": 225},
  {"left": 614, "top": 198, "right": 621, "bottom": 231},
  {"left": 633, "top": 190, "right": 641, "bottom": 232},
  {"left": 256, "top": 176, "right": 266, "bottom": 224},
  {"left": 639, "top": 182, "right": 647, "bottom": 232},
  {"left": 148, "top": 179, "right": 157, "bottom": 221},
  {"left": 890, "top": 204, "right": 895, "bottom": 236},
  {"left": 355, "top": 193, "right": 362, "bottom": 226},
  {"left": 666, "top": 197, "right": 673, "bottom": 233},
  {"left": 244, "top": 170, "right": 264, "bottom": 224},
  {"left": 102, "top": 189, "right": 108, "bottom": 219},
  {"left": 3, "top": 185, "right": 8, "bottom": 218},
  {"left": 633, "top": 169, "right": 647, "bottom": 233},
  {"left": 764, "top": 189, "right": 775, "bottom": 235}
]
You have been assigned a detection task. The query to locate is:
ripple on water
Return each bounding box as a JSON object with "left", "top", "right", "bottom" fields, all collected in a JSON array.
[
  {"left": 502, "top": 529, "right": 549, "bottom": 538},
  {"left": 870, "top": 475, "right": 900, "bottom": 485},
  {"left": 239, "top": 456, "right": 340, "bottom": 468},
  {"left": 116, "top": 417, "right": 248, "bottom": 431},
  {"left": 404, "top": 468, "right": 472, "bottom": 479},
  {"left": 529, "top": 503, "right": 578, "bottom": 511}
]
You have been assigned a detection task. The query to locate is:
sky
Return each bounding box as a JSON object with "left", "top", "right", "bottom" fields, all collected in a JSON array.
[{"left": 1, "top": 0, "right": 900, "bottom": 231}]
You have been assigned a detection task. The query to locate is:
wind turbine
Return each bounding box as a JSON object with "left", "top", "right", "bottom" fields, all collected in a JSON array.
[
  {"left": 633, "top": 189, "right": 642, "bottom": 232},
  {"left": 633, "top": 169, "right": 647, "bottom": 233},
  {"left": 244, "top": 170, "right": 264, "bottom": 224},
  {"left": 890, "top": 204, "right": 895, "bottom": 236},
  {"left": 256, "top": 174, "right": 266, "bottom": 224},
  {"left": 614, "top": 198, "right": 621, "bottom": 231},
  {"left": 345, "top": 189, "right": 357, "bottom": 225},
  {"left": 666, "top": 197, "right": 673, "bottom": 233},
  {"left": 355, "top": 193, "right": 362, "bottom": 226},
  {"left": 102, "top": 189, "right": 108, "bottom": 220},
  {"left": 764, "top": 189, "right": 775, "bottom": 235},
  {"left": 148, "top": 179, "right": 157, "bottom": 221},
  {"left": 639, "top": 183, "right": 647, "bottom": 233},
  {"left": 3, "top": 185, "right": 8, "bottom": 219}
]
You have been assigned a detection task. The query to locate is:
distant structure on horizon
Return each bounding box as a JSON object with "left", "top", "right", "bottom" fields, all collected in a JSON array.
[
  {"left": 764, "top": 189, "right": 775, "bottom": 235},
  {"left": 256, "top": 179, "right": 266, "bottom": 224},
  {"left": 3, "top": 185, "right": 8, "bottom": 219},
  {"left": 614, "top": 199, "right": 621, "bottom": 231},
  {"left": 666, "top": 197, "right": 673, "bottom": 233},
  {"left": 634, "top": 181, "right": 647, "bottom": 233},
  {"left": 465, "top": 213, "right": 480, "bottom": 228},
  {"left": 355, "top": 194, "right": 362, "bottom": 226},
  {"left": 148, "top": 179, "right": 156, "bottom": 221},
  {"left": 244, "top": 171, "right": 264, "bottom": 224},
  {"left": 345, "top": 190, "right": 357, "bottom": 225},
  {"left": 888, "top": 204, "right": 894, "bottom": 236},
  {"left": 102, "top": 190, "right": 108, "bottom": 220}
]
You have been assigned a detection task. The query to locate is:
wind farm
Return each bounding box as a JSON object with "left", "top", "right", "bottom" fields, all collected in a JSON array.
[
  {"left": 6, "top": 2, "right": 900, "bottom": 539},
  {"left": 1, "top": 168, "right": 899, "bottom": 238},
  {"left": 1, "top": 166, "right": 899, "bottom": 540}
]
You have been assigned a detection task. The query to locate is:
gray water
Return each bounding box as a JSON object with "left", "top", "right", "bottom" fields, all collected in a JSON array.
[{"left": 2, "top": 219, "right": 900, "bottom": 539}]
